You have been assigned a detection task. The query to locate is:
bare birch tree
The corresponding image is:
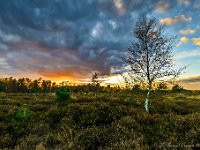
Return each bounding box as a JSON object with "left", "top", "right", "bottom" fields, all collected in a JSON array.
[{"left": 125, "top": 17, "right": 184, "bottom": 112}]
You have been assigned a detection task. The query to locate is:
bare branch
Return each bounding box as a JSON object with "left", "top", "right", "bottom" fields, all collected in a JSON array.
[{"left": 124, "top": 17, "right": 185, "bottom": 89}]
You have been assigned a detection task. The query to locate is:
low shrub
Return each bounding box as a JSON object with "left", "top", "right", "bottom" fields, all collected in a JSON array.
[
  {"left": 132, "top": 84, "right": 142, "bottom": 91},
  {"left": 55, "top": 87, "right": 71, "bottom": 103},
  {"left": 47, "top": 108, "right": 66, "bottom": 129},
  {"left": 15, "top": 135, "right": 40, "bottom": 150},
  {"left": 0, "top": 91, "right": 200, "bottom": 149},
  {"left": 11, "top": 105, "right": 32, "bottom": 139},
  {"left": 75, "top": 127, "right": 112, "bottom": 149},
  {"left": 44, "top": 133, "right": 62, "bottom": 149},
  {"left": 47, "top": 109, "right": 62, "bottom": 128},
  {"left": 171, "top": 84, "right": 185, "bottom": 92},
  {"left": 71, "top": 104, "right": 113, "bottom": 128},
  {"left": 0, "top": 134, "right": 12, "bottom": 148},
  {"left": 30, "top": 104, "right": 49, "bottom": 112},
  {"left": 70, "top": 103, "right": 128, "bottom": 128},
  {"left": 12, "top": 105, "right": 32, "bottom": 123},
  {"left": 129, "top": 96, "right": 137, "bottom": 106}
]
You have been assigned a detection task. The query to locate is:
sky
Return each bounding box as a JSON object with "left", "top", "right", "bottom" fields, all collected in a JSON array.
[{"left": 0, "top": 0, "right": 199, "bottom": 90}]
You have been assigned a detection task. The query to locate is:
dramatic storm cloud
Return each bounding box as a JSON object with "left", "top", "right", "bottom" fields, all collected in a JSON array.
[
  {"left": 0, "top": 0, "right": 199, "bottom": 86},
  {"left": 0, "top": 0, "right": 155, "bottom": 79}
]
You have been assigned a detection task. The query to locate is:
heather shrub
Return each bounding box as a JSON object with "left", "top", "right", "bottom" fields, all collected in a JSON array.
[
  {"left": 114, "top": 116, "right": 139, "bottom": 130},
  {"left": 44, "top": 133, "right": 62, "bottom": 149},
  {"left": 75, "top": 127, "right": 112, "bottom": 149},
  {"left": 0, "top": 134, "right": 12, "bottom": 148},
  {"left": 71, "top": 102, "right": 128, "bottom": 128},
  {"left": 1, "top": 90, "right": 200, "bottom": 149},
  {"left": 71, "top": 104, "right": 113, "bottom": 128},
  {"left": 15, "top": 135, "right": 39, "bottom": 150},
  {"left": 57, "top": 121, "right": 76, "bottom": 149},
  {"left": 47, "top": 108, "right": 66, "bottom": 129},
  {"left": 31, "top": 104, "right": 49, "bottom": 112}
]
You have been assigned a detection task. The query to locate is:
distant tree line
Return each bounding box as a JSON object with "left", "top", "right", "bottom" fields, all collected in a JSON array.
[
  {"left": 0, "top": 77, "right": 55, "bottom": 93},
  {"left": 0, "top": 76, "right": 185, "bottom": 93},
  {"left": 0, "top": 77, "right": 112, "bottom": 93}
]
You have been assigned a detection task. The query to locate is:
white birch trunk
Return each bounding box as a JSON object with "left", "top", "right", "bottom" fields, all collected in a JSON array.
[{"left": 145, "top": 90, "right": 150, "bottom": 112}]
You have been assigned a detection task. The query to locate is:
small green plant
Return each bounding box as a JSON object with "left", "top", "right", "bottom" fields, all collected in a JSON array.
[
  {"left": 11, "top": 105, "right": 32, "bottom": 137},
  {"left": 129, "top": 96, "right": 136, "bottom": 106},
  {"left": 55, "top": 87, "right": 71, "bottom": 103},
  {"left": 12, "top": 104, "right": 32, "bottom": 122}
]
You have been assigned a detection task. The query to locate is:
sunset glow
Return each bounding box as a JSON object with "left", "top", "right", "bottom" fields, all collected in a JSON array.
[{"left": 0, "top": 0, "right": 199, "bottom": 90}]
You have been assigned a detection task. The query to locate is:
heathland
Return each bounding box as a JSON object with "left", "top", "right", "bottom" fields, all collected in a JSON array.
[{"left": 0, "top": 88, "right": 200, "bottom": 149}]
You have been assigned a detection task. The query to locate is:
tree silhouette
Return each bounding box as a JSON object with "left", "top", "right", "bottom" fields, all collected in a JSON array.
[
  {"left": 125, "top": 17, "right": 185, "bottom": 112},
  {"left": 92, "top": 72, "right": 100, "bottom": 86}
]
